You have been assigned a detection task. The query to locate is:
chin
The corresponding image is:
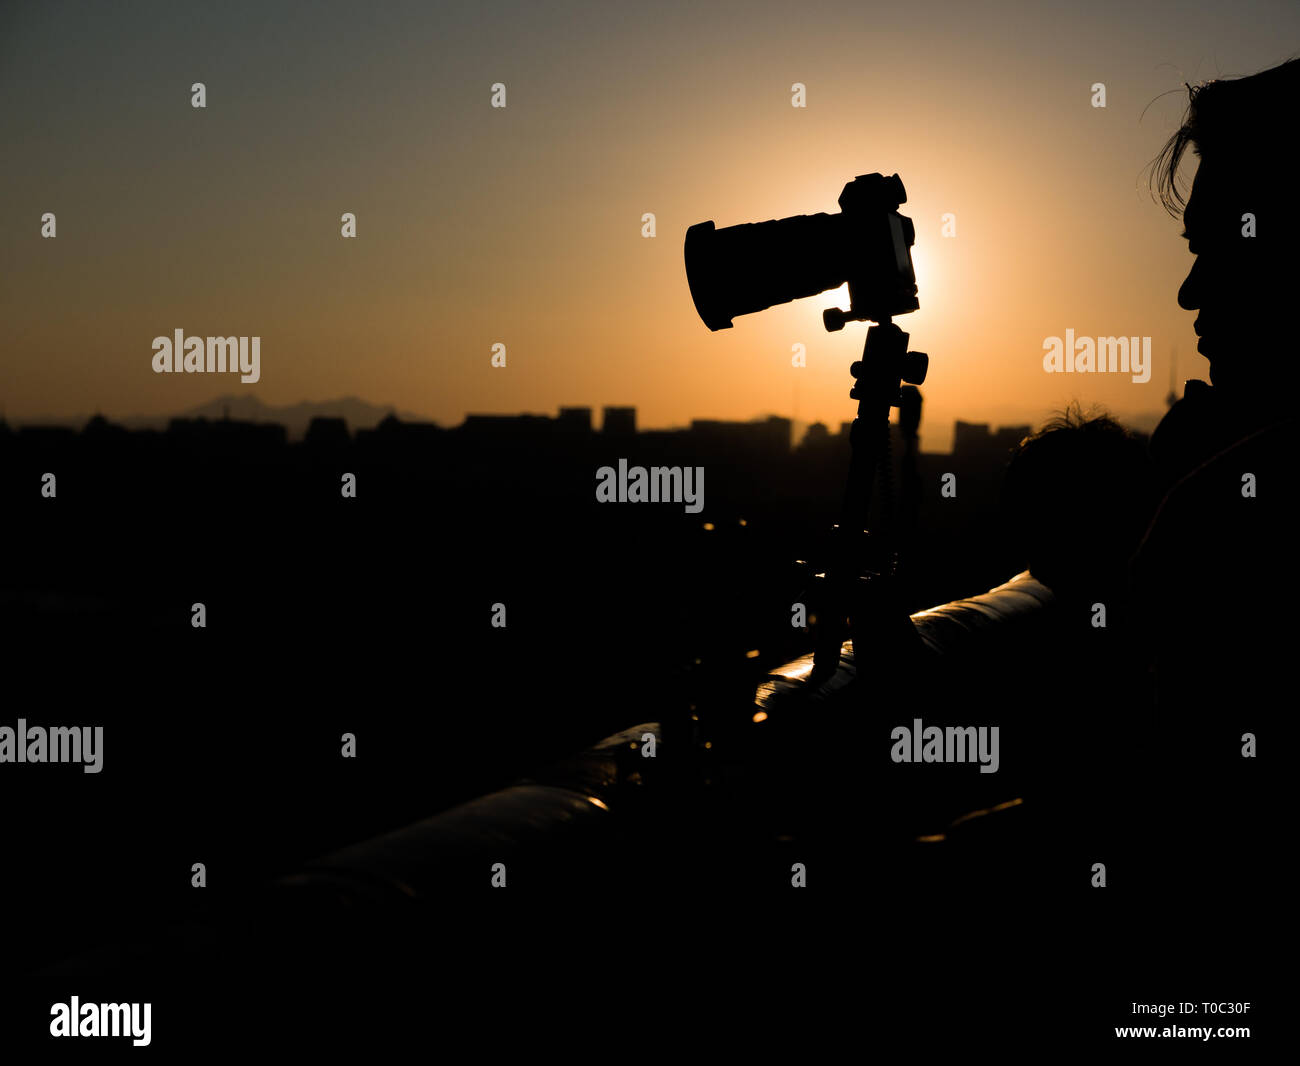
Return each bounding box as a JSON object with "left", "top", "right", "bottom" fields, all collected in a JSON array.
[{"left": 1208, "top": 365, "right": 1239, "bottom": 391}]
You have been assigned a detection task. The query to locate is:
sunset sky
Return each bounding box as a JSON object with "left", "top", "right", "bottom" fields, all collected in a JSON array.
[{"left": 2, "top": 0, "right": 1297, "bottom": 450}]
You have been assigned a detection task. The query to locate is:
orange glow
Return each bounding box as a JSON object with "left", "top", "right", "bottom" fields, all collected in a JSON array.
[
  {"left": 949, "top": 797, "right": 1024, "bottom": 828},
  {"left": 0, "top": 7, "right": 1217, "bottom": 453}
]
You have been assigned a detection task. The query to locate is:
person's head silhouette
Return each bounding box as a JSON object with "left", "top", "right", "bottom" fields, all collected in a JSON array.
[
  {"left": 1151, "top": 57, "right": 1300, "bottom": 406},
  {"left": 1001, "top": 405, "right": 1155, "bottom": 607}
]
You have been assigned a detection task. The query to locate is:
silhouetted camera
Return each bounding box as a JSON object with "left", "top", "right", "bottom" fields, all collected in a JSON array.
[{"left": 684, "top": 173, "right": 919, "bottom": 332}]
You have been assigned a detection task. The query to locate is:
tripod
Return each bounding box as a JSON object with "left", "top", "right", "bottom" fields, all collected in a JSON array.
[{"left": 810, "top": 318, "right": 928, "bottom": 682}]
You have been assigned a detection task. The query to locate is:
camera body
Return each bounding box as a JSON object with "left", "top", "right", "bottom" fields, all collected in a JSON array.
[{"left": 684, "top": 173, "right": 919, "bottom": 332}]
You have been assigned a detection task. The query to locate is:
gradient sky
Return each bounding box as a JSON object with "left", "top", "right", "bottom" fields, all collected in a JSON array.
[{"left": 2, "top": 0, "right": 1297, "bottom": 449}]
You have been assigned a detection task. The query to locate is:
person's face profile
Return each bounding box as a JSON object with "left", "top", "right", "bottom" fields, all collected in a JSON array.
[{"left": 1177, "top": 155, "right": 1291, "bottom": 395}]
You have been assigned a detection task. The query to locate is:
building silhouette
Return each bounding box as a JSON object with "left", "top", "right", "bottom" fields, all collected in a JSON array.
[{"left": 602, "top": 406, "right": 636, "bottom": 435}]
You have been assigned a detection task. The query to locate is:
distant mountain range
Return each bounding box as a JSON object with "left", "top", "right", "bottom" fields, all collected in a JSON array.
[{"left": 16, "top": 396, "right": 431, "bottom": 440}]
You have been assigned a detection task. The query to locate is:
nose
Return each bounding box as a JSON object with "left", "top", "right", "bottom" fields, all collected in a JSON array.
[{"left": 1177, "top": 256, "right": 1202, "bottom": 311}]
